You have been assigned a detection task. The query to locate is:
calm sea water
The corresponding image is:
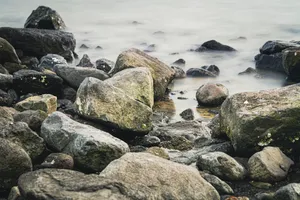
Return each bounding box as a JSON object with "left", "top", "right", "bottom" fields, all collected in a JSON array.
[{"left": 1, "top": 0, "right": 299, "bottom": 120}]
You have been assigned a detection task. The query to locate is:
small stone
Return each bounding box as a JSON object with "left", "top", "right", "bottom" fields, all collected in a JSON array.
[
  {"left": 200, "top": 171, "right": 234, "bottom": 195},
  {"left": 3, "top": 62, "right": 27, "bottom": 74},
  {"left": 79, "top": 44, "right": 89, "bottom": 49},
  {"left": 76, "top": 54, "right": 94, "bottom": 68},
  {"left": 144, "top": 44, "right": 156, "bottom": 52},
  {"left": 146, "top": 147, "right": 170, "bottom": 159},
  {"left": 180, "top": 108, "right": 194, "bottom": 120},
  {"left": 14, "top": 110, "right": 48, "bottom": 132},
  {"left": 187, "top": 65, "right": 220, "bottom": 77},
  {"left": 171, "top": 66, "right": 186, "bottom": 78},
  {"left": 95, "top": 58, "right": 114, "bottom": 73},
  {"left": 249, "top": 181, "right": 272, "bottom": 189},
  {"left": 172, "top": 58, "right": 186, "bottom": 66},
  {"left": 40, "top": 153, "right": 74, "bottom": 169},
  {"left": 95, "top": 46, "right": 103, "bottom": 49},
  {"left": 196, "top": 83, "right": 229, "bottom": 106}
]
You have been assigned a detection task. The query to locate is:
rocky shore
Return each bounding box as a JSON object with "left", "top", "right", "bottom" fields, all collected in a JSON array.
[{"left": 1, "top": 5, "right": 300, "bottom": 200}]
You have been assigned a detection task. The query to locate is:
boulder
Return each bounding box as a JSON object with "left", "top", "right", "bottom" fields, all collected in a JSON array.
[
  {"left": 208, "top": 114, "right": 223, "bottom": 138},
  {"left": 13, "top": 70, "right": 63, "bottom": 96},
  {"left": 273, "top": 183, "right": 300, "bottom": 200},
  {"left": 180, "top": 108, "right": 194, "bottom": 120},
  {"left": 38, "top": 54, "right": 67, "bottom": 71},
  {"left": 15, "top": 94, "right": 57, "bottom": 114},
  {"left": 0, "top": 138, "right": 32, "bottom": 191},
  {"left": 220, "top": 84, "right": 300, "bottom": 156},
  {"left": 0, "top": 89, "right": 14, "bottom": 106},
  {"left": 200, "top": 171, "right": 234, "bottom": 195},
  {"left": 106, "top": 67, "right": 154, "bottom": 107},
  {"left": 187, "top": 65, "right": 220, "bottom": 77},
  {"left": 79, "top": 44, "right": 89, "bottom": 49},
  {"left": 144, "top": 44, "right": 156, "bottom": 52},
  {"left": 40, "top": 153, "right": 74, "bottom": 170},
  {"left": 110, "top": 48, "right": 175, "bottom": 100},
  {"left": 74, "top": 77, "right": 152, "bottom": 133},
  {"left": 238, "top": 67, "right": 261, "bottom": 77},
  {"left": 171, "top": 66, "right": 186, "bottom": 78},
  {"left": 24, "top": 6, "right": 66, "bottom": 30},
  {"left": 259, "top": 40, "right": 300, "bottom": 55},
  {"left": 3, "top": 62, "right": 27, "bottom": 74},
  {"left": 77, "top": 54, "right": 94, "bottom": 68},
  {"left": 196, "top": 83, "right": 229, "bottom": 106},
  {"left": 95, "top": 58, "right": 114, "bottom": 73},
  {"left": 54, "top": 64, "right": 109, "bottom": 88},
  {"left": 248, "top": 147, "right": 294, "bottom": 182},
  {"left": 282, "top": 48, "right": 300, "bottom": 81},
  {"left": 14, "top": 110, "right": 48, "bottom": 131},
  {"left": 62, "top": 86, "right": 76, "bottom": 101},
  {"left": 20, "top": 56, "right": 39, "bottom": 71},
  {"left": 255, "top": 53, "right": 284, "bottom": 73},
  {"left": 41, "top": 111, "right": 130, "bottom": 172},
  {"left": 0, "top": 64, "right": 9, "bottom": 74},
  {"left": 0, "top": 37, "right": 20, "bottom": 64},
  {"left": 56, "top": 99, "right": 75, "bottom": 115},
  {"left": 0, "top": 106, "right": 17, "bottom": 126},
  {"left": 0, "top": 27, "right": 76, "bottom": 61},
  {"left": 100, "top": 152, "right": 220, "bottom": 200},
  {"left": 195, "top": 40, "right": 236, "bottom": 52},
  {"left": 0, "top": 73, "right": 13, "bottom": 90},
  {"left": 172, "top": 58, "right": 186, "bottom": 66},
  {"left": 196, "top": 152, "right": 247, "bottom": 181}
]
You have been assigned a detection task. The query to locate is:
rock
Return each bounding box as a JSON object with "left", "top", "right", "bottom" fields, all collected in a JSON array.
[
  {"left": 0, "top": 73, "right": 13, "bottom": 90},
  {"left": 15, "top": 94, "right": 57, "bottom": 114},
  {"left": 79, "top": 44, "right": 89, "bottom": 49},
  {"left": 13, "top": 70, "right": 63, "bottom": 97},
  {"left": 144, "top": 44, "right": 156, "bottom": 52},
  {"left": 77, "top": 54, "right": 94, "bottom": 68},
  {"left": 21, "top": 56, "right": 39, "bottom": 71},
  {"left": 255, "top": 53, "right": 284, "bottom": 73},
  {"left": 56, "top": 99, "right": 75, "bottom": 115},
  {"left": 106, "top": 67, "right": 154, "bottom": 107},
  {"left": 196, "top": 152, "right": 247, "bottom": 181},
  {"left": 38, "top": 54, "right": 67, "bottom": 71},
  {"left": 55, "top": 64, "right": 109, "bottom": 88},
  {"left": 200, "top": 171, "right": 234, "bottom": 195},
  {"left": 62, "top": 86, "right": 76, "bottom": 101},
  {"left": 250, "top": 181, "right": 273, "bottom": 189},
  {"left": 40, "top": 153, "right": 74, "bottom": 169},
  {"left": 0, "top": 138, "right": 32, "bottom": 191},
  {"left": 0, "top": 106, "right": 17, "bottom": 126},
  {"left": 229, "top": 36, "right": 247, "bottom": 41},
  {"left": 283, "top": 48, "right": 300, "bottom": 81},
  {"left": 0, "top": 89, "right": 14, "bottom": 106},
  {"left": 208, "top": 114, "right": 223, "bottom": 138},
  {"left": 95, "top": 58, "right": 114, "bottom": 73},
  {"left": 133, "top": 135, "right": 160, "bottom": 147},
  {"left": 14, "top": 110, "right": 48, "bottom": 131},
  {"left": 100, "top": 152, "right": 220, "bottom": 200},
  {"left": 220, "top": 84, "right": 300, "bottom": 156},
  {"left": 74, "top": 77, "right": 152, "bottom": 133},
  {"left": 0, "top": 27, "right": 76, "bottom": 61},
  {"left": 273, "top": 183, "right": 300, "bottom": 200},
  {"left": 248, "top": 147, "right": 294, "bottom": 182},
  {"left": 8, "top": 186, "right": 22, "bottom": 200},
  {"left": 146, "top": 147, "right": 170, "bottom": 159},
  {"left": 259, "top": 40, "right": 300, "bottom": 55},
  {"left": 172, "top": 58, "right": 186, "bottom": 66},
  {"left": 196, "top": 83, "right": 229, "bottom": 106},
  {"left": 3, "top": 62, "right": 27, "bottom": 74},
  {"left": 187, "top": 65, "right": 220, "bottom": 77},
  {"left": 0, "top": 37, "right": 21, "bottom": 64},
  {"left": 196, "top": 40, "right": 236, "bottom": 52},
  {"left": 171, "top": 66, "right": 186, "bottom": 78},
  {"left": 41, "top": 111, "right": 129, "bottom": 172},
  {"left": 110, "top": 48, "right": 175, "bottom": 100},
  {"left": 0, "top": 64, "right": 9, "bottom": 74},
  {"left": 95, "top": 45, "right": 103, "bottom": 49},
  {"left": 24, "top": 6, "right": 66, "bottom": 30},
  {"left": 180, "top": 108, "right": 194, "bottom": 120},
  {"left": 153, "top": 31, "right": 165, "bottom": 35},
  {"left": 0, "top": 122, "right": 45, "bottom": 160},
  {"left": 238, "top": 67, "right": 261, "bottom": 77}
]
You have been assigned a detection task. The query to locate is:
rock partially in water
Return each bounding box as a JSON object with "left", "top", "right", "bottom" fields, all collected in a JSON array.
[
  {"left": 187, "top": 65, "right": 220, "bottom": 77},
  {"left": 100, "top": 152, "right": 220, "bottom": 200},
  {"left": 144, "top": 44, "right": 156, "bottom": 52},
  {"left": 200, "top": 171, "right": 234, "bottom": 195},
  {"left": 76, "top": 54, "right": 94, "bottom": 68},
  {"left": 0, "top": 37, "right": 21, "bottom": 65},
  {"left": 79, "top": 44, "right": 89, "bottom": 49},
  {"left": 41, "top": 111, "right": 130, "bottom": 172},
  {"left": 172, "top": 58, "right": 186, "bottom": 66},
  {"left": 24, "top": 6, "right": 66, "bottom": 30},
  {"left": 248, "top": 147, "right": 294, "bottom": 182},
  {"left": 195, "top": 40, "right": 236, "bottom": 52},
  {"left": 171, "top": 66, "right": 186, "bottom": 78},
  {"left": 197, "top": 151, "right": 247, "bottom": 181},
  {"left": 180, "top": 108, "right": 194, "bottom": 120},
  {"left": 38, "top": 54, "right": 67, "bottom": 71},
  {"left": 220, "top": 84, "right": 300, "bottom": 156},
  {"left": 196, "top": 83, "right": 229, "bottom": 106},
  {"left": 255, "top": 53, "right": 284, "bottom": 73},
  {"left": 282, "top": 48, "right": 300, "bottom": 82},
  {"left": 110, "top": 48, "right": 175, "bottom": 100},
  {"left": 259, "top": 40, "right": 300, "bottom": 55},
  {"left": 95, "top": 58, "right": 115, "bottom": 73},
  {"left": 238, "top": 67, "right": 261, "bottom": 78},
  {"left": 40, "top": 153, "right": 74, "bottom": 170},
  {"left": 14, "top": 110, "right": 48, "bottom": 132},
  {"left": 273, "top": 183, "right": 300, "bottom": 200}
]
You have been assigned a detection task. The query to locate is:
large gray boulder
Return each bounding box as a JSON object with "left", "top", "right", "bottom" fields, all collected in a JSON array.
[
  {"left": 41, "top": 111, "right": 130, "bottom": 172},
  {"left": 282, "top": 48, "right": 300, "bottom": 82},
  {"left": 74, "top": 77, "right": 152, "bottom": 133},
  {"left": 220, "top": 84, "right": 300, "bottom": 156},
  {"left": 107, "top": 67, "right": 154, "bottom": 108},
  {"left": 55, "top": 64, "right": 109, "bottom": 88},
  {"left": 110, "top": 48, "right": 175, "bottom": 100},
  {"left": 260, "top": 40, "right": 300, "bottom": 55},
  {"left": 196, "top": 83, "right": 229, "bottom": 106},
  {"left": 100, "top": 152, "right": 220, "bottom": 200},
  {"left": 0, "top": 37, "right": 20, "bottom": 64}
]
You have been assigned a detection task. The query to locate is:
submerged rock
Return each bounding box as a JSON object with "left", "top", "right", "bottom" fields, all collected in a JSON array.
[
  {"left": 220, "top": 84, "right": 300, "bottom": 156},
  {"left": 41, "top": 111, "right": 130, "bottom": 172},
  {"left": 76, "top": 54, "right": 94, "bottom": 68},
  {"left": 95, "top": 58, "right": 114, "bottom": 73},
  {"left": 38, "top": 54, "right": 67, "bottom": 71},
  {"left": 283, "top": 48, "right": 300, "bottom": 82},
  {"left": 24, "top": 6, "right": 66, "bottom": 30},
  {"left": 0, "top": 37, "right": 20, "bottom": 65},
  {"left": 195, "top": 40, "right": 236, "bottom": 52},
  {"left": 146, "top": 147, "right": 170, "bottom": 159},
  {"left": 238, "top": 67, "right": 261, "bottom": 78},
  {"left": 196, "top": 83, "right": 229, "bottom": 106},
  {"left": 110, "top": 48, "right": 175, "bottom": 100},
  {"left": 187, "top": 65, "right": 220, "bottom": 77}
]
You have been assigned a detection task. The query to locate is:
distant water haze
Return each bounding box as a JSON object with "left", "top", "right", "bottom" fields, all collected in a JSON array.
[{"left": 1, "top": 0, "right": 299, "bottom": 120}]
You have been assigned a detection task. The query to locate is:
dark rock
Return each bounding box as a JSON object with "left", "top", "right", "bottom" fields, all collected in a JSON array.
[
  {"left": 0, "top": 37, "right": 21, "bottom": 64},
  {"left": 0, "top": 73, "right": 13, "bottom": 90},
  {"left": 273, "top": 183, "right": 300, "bottom": 200},
  {"left": 57, "top": 99, "right": 75, "bottom": 115},
  {"left": 196, "top": 40, "right": 236, "bottom": 52},
  {"left": 0, "top": 89, "right": 14, "bottom": 106},
  {"left": 95, "top": 45, "right": 103, "bottom": 49},
  {"left": 95, "top": 58, "right": 114, "bottom": 73},
  {"left": 255, "top": 53, "right": 284, "bottom": 73},
  {"left": 196, "top": 83, "right": 229, "bottom": 106},
  {"left": 13, "top": 70, "right": 63, "bottom": 97},
  {"left": 172, "top": 58, "right": 186, "bottom": 66},
  {"left": 3, "top": 62, "right": 27, "bottom": 74},
  {"left": 208, "top": 114, "right": 223, "bottom": 138},
  {"left": 133, "top": 135, "right": 161, "bottom": 147},
  {"left": 259, "top": 40, "right": 300, "bottom": 55},
  {"left": 0, "top": 64, "right": 9, "bottom": 74},
  {"left": 200, "top": 171, "right": 234, "bottom": 195},
  {"left": 21, "top": 56, "right": 39, "bottom": 71},
  {"left": 0, "top": 27, "right": 76, "bottom": 61},
  {"left": 153, "top": 31, "right": 164, "bottom": 35},
  {"left": 76, "top": 54, "right": 94, "bottom": 68},
  {"left": 171, "top": 66, "right": 186, "bottom": 78},
  {"left": 283, "top": 48, "right": 300, "bottom": 82},
  {"left": 229, "top": 36, "right": 247, "bottom": 41},
  {"left": 170, "top": 52, "right": 179, "bottom": 55},
  {"left": 180, "top": 108, "right": 194, "bottom": 120},
  {"left": 130, "top": 145, "right": 147, "bottom": 152},
  {"left": 24, "top": 6, "right": 66, "bottom": 30},
  {"left": 187, "top": 65, "right": 220, "bottom": 77},
  {"left": 62, "top": 86, "right": 76, "bottom": 102},
  {"left": 238, "top": 67, "right": 261, "bottom": 78},
  {"left": 79, "top": 44, "right": 89, "bottom": 49},
  {"left": 38, "top": 54, "right": 67, "bottom": 71},
  {"left": 40, "top": 153, "right": 74, "bottom": 169},
  {"left": 178, "top": 96, "right": 188, "bottom": 100},
  {"left": 144, "top": 44, "right": 156, "bottom": 52},
  {"left": 14, "top": 110, "right": 48, "bottom": 132}
]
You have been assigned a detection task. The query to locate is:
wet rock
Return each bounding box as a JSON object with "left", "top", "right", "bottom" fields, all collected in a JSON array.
[
  {"left": 55, "top": 64, "right": 109, "bottom": 88},
  {"left": 248, "top": 147, "right": 294, "bottom": 182},
  {"left": 24, "top": 6, "right": 66, "bottom": 30},
  {"left": 15, "top": 94, "right": 57, "bottom": 114},
  {"left": 38, "top": 54, "right": 67, "bottom": 71},
  {"left": 41, "top": 111, "right": 130, "bottom": 172},
  {"left": 13, "top": 69, "right": 63, "bottom": 97},
  {"left": 0, "top": 138, "right": 32, "bottom": 191},
  {"left": 79, "top": 44, "right": 89, "bottom": 49},
  {"left": 20, "top": 56, "right": 39, "bottom": 71},
  {"left": 259, "top": 40, "right": 300, "bottom": 55},
  {"left": 196, "top": 40, "right": 236, "bottom": 52},
  {"left": 200, "top": 171, "right": 234, "bottom": 195},
  {"left": 133, "top": 135, "right": 160, "bottom": 147},
  {"left": 146, "top": 147, "right": 170, "bottom": 159},
  {"left": 76, "top": 54, "right": 94, "bottom": 68},
  {"left": 144, "top": 44, "right": 156, "bottom": 52},
  {"left": 0, "top": 73, "right": 13, "bottom": 90},
  {"left": 0, "top": 89, "right": 14, "bottom": 106},
  {"left": 0, "top": 27, "right": 76, "bottom": 61},
  {"left": 40, "top": 153, "right": 74, "bottom": 169},
  {"left": 208, "top": 114, "right": 223, "bottom": 138},
  {"left": 110, "top": 48, "right": 175, "bottom": 100},
  {"left": 187, "top": 65, "right": 220, "bottom": 77},
  {"left": 0, "top": 64, "right": 9, "bottom": 74},
  {"left": 95, "top": 58, "right": 114, "bottom": 73},
  {"left": 56, "top": 99, "right": 76, "bottom": 115},
  {"left": 0, "top": 37, "right": 21, "bottom": 64},
  {"left": 197, "top": 152, "right": 247, "bottom": 181},
  {"left": 220, "top": 84, "right": 300, "bottom": 156},
  {"left": 172, "top": 58, "right": 186, "bottom": 66},
  {"left": 171, "top": 66, "right": 186, "bottom": 78},
  {"left": 14, "top": 110, "right": 47, "bottom": 132},
  {"left": 74, "top": 77, "right": 152, "bottom": 133},
  {"left": 196, "top": 83, "right": 229, "bottom": 106},
  {"left": 273, "top": 183, "right": 300, "bottom": 200},
  {"left": 107, "top": 67, "right": 154, "bottom": 107},
  {"left": 100, "top": 152, "right": 220, "bottom": 200},
  {"left": 180, "top": 108, "right": 194, "bottom": 120},
  {"left": 3, "top": 62, "right": 27, "bottom": 74},
  {"left": 283, "top": 48, "right": 300, "bottom": 82},
  {"left": 238, "top": 67, "right": 261, "bottom": 77},
  {"left": 255, "top": 53, "right": 284, "bottom": 73}
]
